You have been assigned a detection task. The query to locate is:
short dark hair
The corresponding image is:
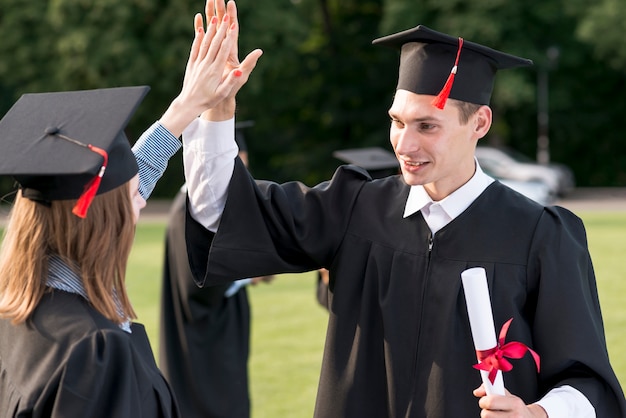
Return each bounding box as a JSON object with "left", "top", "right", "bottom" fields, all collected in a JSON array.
[{"left": 453, "top": 100, "right": 482, "bottom": 124}]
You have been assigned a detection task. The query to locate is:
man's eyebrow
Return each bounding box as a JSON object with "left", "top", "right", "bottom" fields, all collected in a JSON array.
[{"left": 388, "top": 111, "right": 440, "bottom": 123}]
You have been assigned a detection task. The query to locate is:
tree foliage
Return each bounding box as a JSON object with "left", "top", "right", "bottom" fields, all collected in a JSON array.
[
  {"left": 233, "top": 0, "right": 397, "bottom": 184},
  {"left": 1, "top": 0, "right": 626, "bottom": 196},
  {"left": 0, "top": 0, "right": 198, "bottom": 196}
]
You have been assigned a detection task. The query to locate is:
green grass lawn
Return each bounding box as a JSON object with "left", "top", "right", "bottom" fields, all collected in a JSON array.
[
  {"left": 126, "top": 220, "right": 327, "bottom": 418},
  {"left": 126, "top": 211, "right": 626, "bottom": 416},
  {"left": 582, "top": 212, "right": 626, "bottom": 384}
]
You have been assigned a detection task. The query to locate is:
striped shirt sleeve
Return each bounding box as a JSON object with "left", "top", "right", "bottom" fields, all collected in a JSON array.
[{"left": 132, "top": 122, "right": 181, "bottom": 200}]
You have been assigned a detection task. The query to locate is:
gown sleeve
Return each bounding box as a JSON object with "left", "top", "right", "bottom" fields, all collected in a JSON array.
[
  {"left": 185, "top": 158, "right": 371, "bottom": 287},
  {"left": 528, "top": 206, "right": 626, "bottom": 416}
]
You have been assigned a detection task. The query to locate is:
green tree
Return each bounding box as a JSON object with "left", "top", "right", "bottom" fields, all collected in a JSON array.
[
  {"left": 2, "top": 0, "right": 626, "bottom": 193},
  {"left": 377, "top": 0, "right": 626, "bottom": 186},
  {"left": 573, "top": 0, "right": 626, "bottom": 70},
  {"left": 235, "top": 0, "right": 396, "bottom": 184},
  {"left": 0, "top": 0, "right": 200, "bottom": 197}
]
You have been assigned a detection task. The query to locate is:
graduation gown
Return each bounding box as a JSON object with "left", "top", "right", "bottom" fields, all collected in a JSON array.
[
  {"left": 159, "top": 190, "right": 250, "bottom": 418},
  {"left": 0, "top": 290, "right": 179, "bottom": 418},
  {"left": 185, "top": 159, "right": 626, "bottom": 417}
]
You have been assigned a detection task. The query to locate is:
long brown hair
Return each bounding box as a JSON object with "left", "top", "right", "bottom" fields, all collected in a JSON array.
[{"left": 0, "top": 181, "right": 137, "bottom": 324}]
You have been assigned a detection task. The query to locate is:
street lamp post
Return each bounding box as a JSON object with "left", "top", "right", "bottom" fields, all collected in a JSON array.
[{"left": 536, "top": 46, "right": 560, "bottom": 165}]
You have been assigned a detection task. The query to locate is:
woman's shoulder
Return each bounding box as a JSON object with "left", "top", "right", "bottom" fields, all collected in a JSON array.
[{"left": 36, "top": 290, "right": 123, "bottom": 332}]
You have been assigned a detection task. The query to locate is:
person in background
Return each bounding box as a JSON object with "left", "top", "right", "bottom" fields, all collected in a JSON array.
[
  {"left": 316, "top": 147, "right": 400, "bottom": 309},
  {"left": 0, "top": 1, "right": 261, "bottom": 416},
  {"left": 159, "top": 124, "right": 273, "bottom": 418},
  {"left": 180, "top": 22, "right": 626, "bottom": 418}
]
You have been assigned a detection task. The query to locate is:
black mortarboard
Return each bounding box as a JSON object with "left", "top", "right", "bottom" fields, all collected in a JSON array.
[
  {"left": 0, "top": 86, "right": 149, "bottom": 217},
  {"left": 333, "top": 147, "right": 400, "bottom": 179},
  {"left": 372, "top": 25, "right": 533, "bottom": 108},
  {"left": 235, "top": 120, "right": 255, "bottom": 152}
]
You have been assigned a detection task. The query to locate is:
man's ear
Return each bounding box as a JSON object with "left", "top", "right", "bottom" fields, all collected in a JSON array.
[{"left": 474, "top": 105, "right": 492, "bottom": 139}]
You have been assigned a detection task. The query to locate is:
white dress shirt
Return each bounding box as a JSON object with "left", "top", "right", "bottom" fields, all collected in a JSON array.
[{"left": 403, "top": 162, "right": 494, "bottom": 235}]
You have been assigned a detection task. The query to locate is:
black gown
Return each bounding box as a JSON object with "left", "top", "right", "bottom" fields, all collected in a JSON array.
[
  {"left": 185, "top": 159, "right": 626, "bottom": 417},
  {"left": 159, "top": 190, "right": 251, "bottom": 418},
  {"left": 0, "top": 290, "right": 179, "bottom": 418}
]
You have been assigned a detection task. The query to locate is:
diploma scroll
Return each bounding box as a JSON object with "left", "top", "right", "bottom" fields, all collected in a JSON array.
[{"left": 461, "top": 267, "right": 506, "bottom": 396}]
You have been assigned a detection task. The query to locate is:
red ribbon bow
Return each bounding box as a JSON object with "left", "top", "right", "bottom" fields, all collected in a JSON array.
[{"left": 474, "top": 318, "right": 541, "bottom": 384}]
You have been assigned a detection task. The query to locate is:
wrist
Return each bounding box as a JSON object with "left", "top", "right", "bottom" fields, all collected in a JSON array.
[
  {"left": 528, "top": 403, "right": 548, "bottom": 418},
  {"left": 159, "top": 97, "right": 201, "bottom": 138},
  {"left": 201, "top": 98, "right": 236, "bottom": 121}
]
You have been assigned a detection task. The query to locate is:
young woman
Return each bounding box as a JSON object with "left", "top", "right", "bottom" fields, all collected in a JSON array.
[{"left": 0, "top": 1, "right": 261, "bottom": 416}]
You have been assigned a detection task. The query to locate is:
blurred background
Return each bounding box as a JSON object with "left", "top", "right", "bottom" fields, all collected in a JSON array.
[{"left": 1, "top": 0, "right": 625, "bottom": 199}]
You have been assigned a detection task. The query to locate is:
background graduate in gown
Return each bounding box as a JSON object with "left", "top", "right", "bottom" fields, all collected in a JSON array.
[{"left": 159, "top": 127, "right": 273, "bottom": 418}]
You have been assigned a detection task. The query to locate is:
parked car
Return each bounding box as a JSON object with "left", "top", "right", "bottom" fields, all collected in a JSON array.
[
  {"left": 475, "top": 146, "right": 575, "bottom": 197},
  {"left": 482, "top": 167, "right": 556, "bottom": 205}
]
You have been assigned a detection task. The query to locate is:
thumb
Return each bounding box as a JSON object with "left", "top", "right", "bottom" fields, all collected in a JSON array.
[
  {"left": 473, "top": 384, "right": 487, "bottom": 398},
  {"left": 238, "top": 48, "right": 264, "bottom": 78},
  {"left": 220, "top": 48, "right": 263, "bottom": 95}
]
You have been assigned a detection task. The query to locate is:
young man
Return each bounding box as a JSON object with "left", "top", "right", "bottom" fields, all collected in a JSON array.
[{"left": 181, "top": 24, "right": 626, "bottom": 417}]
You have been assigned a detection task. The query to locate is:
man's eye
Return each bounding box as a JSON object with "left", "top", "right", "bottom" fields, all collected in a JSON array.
[{"left": 390, "top": 119, "right": 404, "bottom": 128}]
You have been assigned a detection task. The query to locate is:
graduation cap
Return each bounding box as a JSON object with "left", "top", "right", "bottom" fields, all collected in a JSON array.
[
  {"left": 333, "top": 147, "right": 400, "bottom": 179},
  {"left": 372, "top": 25, "right": 533, "bottom": 108},
  {"left": 235, "top": 120, "right": 255, "bottom": 152},
  {"left": 0, "top": 86, "right": 149, "bottom": 218}
]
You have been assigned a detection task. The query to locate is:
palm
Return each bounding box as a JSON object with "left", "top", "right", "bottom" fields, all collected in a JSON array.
[{"left": 223, "top": 48, "right": 240, "bottom": 81}]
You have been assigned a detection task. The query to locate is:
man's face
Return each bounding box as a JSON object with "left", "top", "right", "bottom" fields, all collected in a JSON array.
[{"left": 388, "top": 90, "right": 489, "bottom": 201}]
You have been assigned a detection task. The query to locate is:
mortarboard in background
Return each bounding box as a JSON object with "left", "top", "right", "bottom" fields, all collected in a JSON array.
[
  {"left": 235, "top": 120, "right": 255, "bottom": 152},
  {"left": 333, "top": 147, "right": 400, "bottom": 179},
  {"left": 0, "top": 86, "right": 149, "bottom": 217},
  {"left": 372, "top": 25, "right": 533, "bottom": 107}
]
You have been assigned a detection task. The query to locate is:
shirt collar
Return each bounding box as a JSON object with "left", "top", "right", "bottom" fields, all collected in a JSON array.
[
  {"left": 403, "top": 159, "right": 494, "bottom": 219},
  {"left": 47, "top": 255, "right": 132, "bottom": 333}
]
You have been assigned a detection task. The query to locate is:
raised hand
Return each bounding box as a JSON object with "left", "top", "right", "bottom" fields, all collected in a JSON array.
[
  {"left": 198, "top": 0, "right": 263, "bottom": 121},
  {"left": 159, "top": 0, "right": 262, "bottom": 136}
]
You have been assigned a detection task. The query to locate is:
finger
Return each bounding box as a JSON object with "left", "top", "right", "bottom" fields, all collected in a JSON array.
[
  {"left": 203, "top": 19, "right": 236, "bottom": 81},
  {"left": 206, "top": 0, "right": 215, "bottom": 22},
  {"left": 199, "top": 15, "right": 219, "bottom": 60},
  {"left": 478, "top": 393, "right": 515, "bottom": 412},
  {"left": 215, "top": 0, "right": 226, "bottom": 23},
  {"left": 205, "top": 13, "right": 230, "bottom": 63},
  {"left": 478, "top": 395, "right": 497, "bottom": 411},
  {"left": 238, "top": 48, "right": 263, "bottom": 73},
  {"left": 188, "top": 14, "right": 204, "bottom": 63},
  {"left": 226, "top": 0, "right": 240, "bottom": 61},
  {"left": 227, "top": 0, "right": 238, "bottom": 34},
  {"left": 230, "top": 49, "right": 263, "bottom": 85},
  {"left": 219, "top": 48, "right": 263, "bottom": 95},
  {"left": 473, "top": 384, "right": 487, "bottom": 398},
  {"left": 194, "top": 12, "right": 204, "bottom": 32},
  {"left": 215, "top": 72, "right": 246, "bottom": 100}
]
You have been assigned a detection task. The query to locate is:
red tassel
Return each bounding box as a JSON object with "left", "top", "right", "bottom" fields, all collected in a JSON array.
[
  {"left": 432, "top": 37, "right": 464, "bottom": 109},
  {"left": 72, "top": 145, "right": 108, "bottom": 218}
]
